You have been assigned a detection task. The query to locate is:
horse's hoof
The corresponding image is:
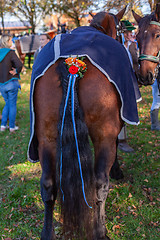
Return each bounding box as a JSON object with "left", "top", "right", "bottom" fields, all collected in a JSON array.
[
  {"left": 102, "top": 237, "right": 110, "bottom": 240},
  {"left": 98, "top": 237, "right": 110, "bottom": 240},
  {"left": 93, "top": 224, "right": 109, "bottom": 240},
  {"left": 95, "top": 233, "right": 110, "bottom": 240},
  {"left": 41, "top": 230, "right": 56, "bottom": 240},
  {"left": 110, "top": 168, "right": 124, "bottom": 180},
  {"left": 115, "top": 169, "right": 124, "bottom": 180}
]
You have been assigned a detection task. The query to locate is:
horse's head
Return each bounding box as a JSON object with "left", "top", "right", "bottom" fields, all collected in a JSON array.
[
  {"left": 89, "top": 6, "right": 127, "bottom": 40},
  {"left": 132, "top": 3, "right": 160, "bottom": 86}
]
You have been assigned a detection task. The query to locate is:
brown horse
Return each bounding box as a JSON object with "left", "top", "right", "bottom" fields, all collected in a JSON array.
[
  {"left": 29, "top": 8, "right": 139, "bottom": 240},
  {"left": 132, "top": 3, "right": 160, "bottom": 86},
  {"left": 89, "top": 6, "right": 126, "bottom": 41}
]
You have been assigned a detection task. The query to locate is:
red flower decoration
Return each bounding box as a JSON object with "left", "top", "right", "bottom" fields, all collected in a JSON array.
[{"left": 69, "top": 65, "right": 79, "bottom": 74}]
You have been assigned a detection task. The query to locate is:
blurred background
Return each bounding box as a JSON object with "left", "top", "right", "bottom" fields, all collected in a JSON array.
[{"left": 0, "top": 0, "right": 158, "bottom": 36}]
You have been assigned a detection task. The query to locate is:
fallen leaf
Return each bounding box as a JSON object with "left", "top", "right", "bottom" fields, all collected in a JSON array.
[
  {"left": 144, "top": 179, "right": 149, "bottom": 182},
  {"left": 121, "top": 211, "right": 127, "bottom": 216},
  {"left": 136, "top": 227, "right": 141, "bottom": 232},
  {"left": 9, "top": 155, "right": 14, "bottom": 161},
  {"left": 148, "top": 195, "right": 153, "bottom": 202},
  {"left": 21, "top": 177, "right": 25, "bottom": 182},
  {"left": 132, "top": 204, "right": 137, "bottom": 209},
  {"left": 113, "top": 225, "right": 121, "bottom": 231}
]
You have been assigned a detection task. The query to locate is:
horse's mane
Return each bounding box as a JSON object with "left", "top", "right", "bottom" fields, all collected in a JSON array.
[
  {"left": 90, "top": 12, "right": 107, "bottom": 29},
  {"left": 139, "top": 12, "right": 156, "bottom": 31}
]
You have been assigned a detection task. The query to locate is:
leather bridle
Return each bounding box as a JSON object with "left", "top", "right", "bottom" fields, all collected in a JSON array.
[
  {"left": 138, "top": 21, "right": 160, "bottom": 64},
  {"left": 109, "top": 13, "right": 122, "bottom": 41}
]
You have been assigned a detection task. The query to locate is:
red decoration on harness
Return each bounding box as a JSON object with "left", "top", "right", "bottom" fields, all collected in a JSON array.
[
  {"left": 65, "top": 56, "right": 87, "bottom": 78},
  {"left": 69, "top": 65, "right": 79, "bottom": 74}
]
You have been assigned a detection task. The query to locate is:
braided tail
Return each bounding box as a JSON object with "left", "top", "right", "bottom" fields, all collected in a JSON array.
[{"left": 57, "top": 60, "right": 95, "bottom": 239}]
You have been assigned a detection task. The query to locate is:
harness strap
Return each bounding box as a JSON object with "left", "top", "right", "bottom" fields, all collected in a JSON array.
[
  {"left": 109, "top": 13, "right": 120, "bottom": 31},
  {"left": 109, "top": 13, "right": 122, "bottom": 40},
  {"left": 150, "top": 21, "right": 160, "bottom": 27},
  {"left": 139, "top": 52, "right": 160, "bottom": 63},
  {"left": 93, "top": 23, "right": 108, "bottom": 34}
]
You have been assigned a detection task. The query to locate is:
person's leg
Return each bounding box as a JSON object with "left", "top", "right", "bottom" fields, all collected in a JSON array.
[
  {"left": 0, "top": 91, "right": 1, "bottom": 119},
  {"left": 0, "top": 84, "right": 9, "bottom": 130},
  {"left": 118, "top": 124, "right": 134, "bottom": 152},
  {"left": 8, "top": 80, "right": 19, "bottom": 130},
  {"left": 150, "top": 79, "right": 160, "bottom": 131}
]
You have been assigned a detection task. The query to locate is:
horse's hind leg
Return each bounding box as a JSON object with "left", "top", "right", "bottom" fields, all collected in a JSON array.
[
  {"left": 93, "top": 140, "right": 118, "bottom": 240},
  {"left": 110, "top": 138, "right": 124, "bottom": 180},
  {"left": 39, "top": 144, "right": 57, "bottom": 240},
  {"left": 34, "top": 63, "right": 61, "bottom": 239},
  {"left": 40, "top": 146, "right": 57, "bottom": 240}
]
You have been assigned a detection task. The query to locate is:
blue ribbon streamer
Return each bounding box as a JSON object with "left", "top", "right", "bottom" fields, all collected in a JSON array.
[
  {"left": 60, "top": 74, "right": 72, "bottom": 200},
  {"left": 71, "top": 75, "right": 92, "bottom": 209},
  {"left": 121, "top": 33, "right": 125, "bottom": 45},
  {"left": 60, "top": 73, "right": 92, "bottom": 209}
]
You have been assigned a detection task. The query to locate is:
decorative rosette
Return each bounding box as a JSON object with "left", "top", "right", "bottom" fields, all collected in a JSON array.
[{"left": 65, "top": 56, "right": 87, "bottom": 78}]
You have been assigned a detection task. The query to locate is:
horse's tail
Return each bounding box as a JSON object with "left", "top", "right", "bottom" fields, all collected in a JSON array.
[{"left": 57, "top": 60, "right": 95, "bottom": 239}]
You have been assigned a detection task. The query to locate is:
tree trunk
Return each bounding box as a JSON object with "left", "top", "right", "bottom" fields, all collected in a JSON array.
[
  {"left": 0, "top": 1, "right": 5, "bottom": 33},
  {"left": 148, "top": 0, "right": 153, "bottom": 11},
  {"left": 32, "top": 25, "right": 35, "bottom": 34},
  {"left": 75, "top": 14, "right": 80, "bottom": 27},
  {"left": 149, "top": 0, "right": 160, "bottom": 11},
  {"left": 154, "top": 0, "right": 159, "bottom": 9}
]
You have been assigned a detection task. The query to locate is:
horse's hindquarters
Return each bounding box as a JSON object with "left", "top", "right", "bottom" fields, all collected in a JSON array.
[
  {"left": 34, "top": 62, "right": 62, "bottom": 164},
  {"left": 34, "top": 63, "right": 61, "bottom": 189},
  {"left": 79, "top": 60, "right": 123, "bottom": 145},
  {"left": 80, "top": 60, "right": 123, "bottom": 180}
]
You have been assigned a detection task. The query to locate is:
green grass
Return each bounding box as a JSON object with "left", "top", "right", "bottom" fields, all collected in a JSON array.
[{"left": 0, "top": 69, "right": 159, "bottom": 239}]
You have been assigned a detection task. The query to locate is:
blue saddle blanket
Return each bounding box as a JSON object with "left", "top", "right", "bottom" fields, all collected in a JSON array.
[{"left": 28, "top": 26, "right": 140, "bottom": 163}]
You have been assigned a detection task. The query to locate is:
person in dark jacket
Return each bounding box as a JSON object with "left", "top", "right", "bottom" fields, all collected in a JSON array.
[{"left": 0, "top": 34, "right": 23, "bottom": 132}]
